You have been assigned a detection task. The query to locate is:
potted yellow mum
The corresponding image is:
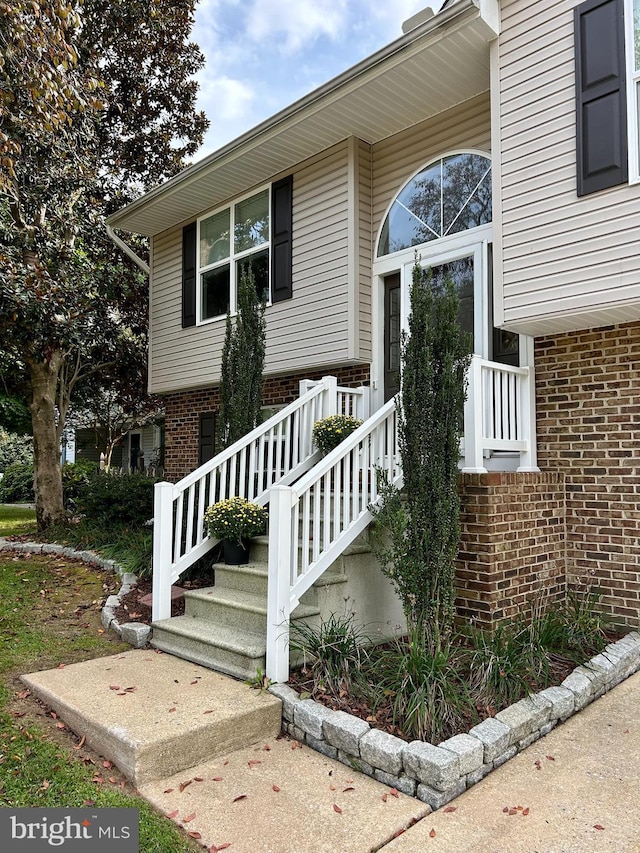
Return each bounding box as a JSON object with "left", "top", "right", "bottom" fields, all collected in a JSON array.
[{"left": 204, "top": 497, "right": 268, "bottom": 564}]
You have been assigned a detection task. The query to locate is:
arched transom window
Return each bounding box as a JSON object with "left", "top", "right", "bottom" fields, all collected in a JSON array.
[{"left": 377, "top": 153, "right": 492, "bottom": 257}]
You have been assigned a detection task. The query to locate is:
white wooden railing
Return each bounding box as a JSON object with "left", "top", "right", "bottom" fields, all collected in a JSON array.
[
  {"left": 462, "top": 355, "right": 538, "bottom": 474},
  {"left": 152, "top": 376, "right": 369, "bottom": 621},
  {"left": 266, "top": 398, "right": 400, "bottom": 681}
]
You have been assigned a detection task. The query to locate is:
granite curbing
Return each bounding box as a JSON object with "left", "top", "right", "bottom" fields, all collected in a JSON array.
[
  {"left": 269, "top": 632, "right": 640, "bottom": 808},
  {"left": 0, "top": 538, "right": 151, "bottom": 649}
]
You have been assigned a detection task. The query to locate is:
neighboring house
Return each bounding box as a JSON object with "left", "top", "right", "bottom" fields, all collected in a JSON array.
[
  {"left": 108, "top": 0, "right": 639, "bottom": 681},
  {"left": 73, "top": 419, "right": 165, "bottom": 474}
]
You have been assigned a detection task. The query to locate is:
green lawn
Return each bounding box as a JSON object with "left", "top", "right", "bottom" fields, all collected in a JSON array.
[
  {"left": 0, "top": 504, "right": 38, "bottom": 538},
  {"left": 0, "top": 548, "right": 201, "bottom": 852}
]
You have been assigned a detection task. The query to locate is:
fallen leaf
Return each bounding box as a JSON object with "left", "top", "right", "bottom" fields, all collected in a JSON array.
[
  {"left": 333, "top": 804, "right": 342, "bottom": 814},
  {"left": 57, "top": 663, "right": 65, "bottom": 669},
  {"left": 389, "top": 788, "right": 399, "bottom": 798},
  {"left": 272, "top": 784, "right": 280, "bottom": 792},
  {"left": 50, "top": 712, "right": 57, "bottom": 720},
  {"left": 166, "top": 809, "right": 179, "bottom": 820},
  {"left": 73, "top": 735, "right": 86, "bottom": 751},
  {"left": 212, "top": 777, "right": 223, "bottom": 782},
  {"left": 56, "top": 722, "right": 66, "bottom": 730},
  {"left": 262, "top": 743, "right": 271, "bottom": 751},
  {"left": 223, "top": 760, "right": 229, "bottom": 766},
  {"left": 233, "top": 794, "right": 247, "bottom": 802},
  {"left": 203, "top": 710, "right": 214, "bottom": 714},
  {"left": 183, "top": 812, "right": 196, "bottom": 823},
  {"left": 188, "top": 831, "right": 202, "bottom": 840},
  {"left": 103, "top": 760, "right": 112, "bottom": 769},
  {"left": 343, "top": 786, "right": 355, "bottom": 792},
  {"left": 444, "top": 806, "right": 457, "bottom": 813},
  {"left": 109, "top": 686, "right": 121, "bottom": 691},
  {"left": 168, "top": 708, "right": 176, "bottom": 713},
  {"left": 546, "top": 755, "right": 555, "bottom": 761},
  {"left": 291, "top": 741, "right": 301, "bottom": 749},
  {"left": 164, "top": 788, "right": 174, "bottom": 794},
  {"left": 40, "top": 780, "right": 50, "bottom": 790},
  {"left": 82, "top": 800, "right": 95, "bottom": 807},
  {"left": 16, "top": 690, "right": 30, "bottom": 700},
  {"left": 179, "top": 780, "right": 193, "bottom": 792},
  {"left": 508, "top": 809, "right": 517, "bottom": 816},
  {"left": 594, "top": 825, "right": 605, "bottom": 831},
  {"left": 329, "top": 785, "right": 336, "bottom": 791},
  {"left": 429, "top": 828, "right": 436, "bottom": 838},
  {"left": 523, "top": 808, "right": 530, "bottom": 816},
  {"left": 248, "top": 759, "right": 261, "bottom": 769},
  {"left": 190, "top": 680, "right": 199, "bottom": 685},
  {"left": 210, "top": 844, "right": 231, "bottom": 852},
  {"left": 108, "top": 778, "right": 117, "bottom": 784},
  {"left": 194, "top": 777, "right": 204, "bottom": 782},
  {"left": 381, "top": 793, "right": 388, "bottom": 803}
]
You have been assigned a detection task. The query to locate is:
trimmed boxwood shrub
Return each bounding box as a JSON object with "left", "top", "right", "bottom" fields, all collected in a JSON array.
[
  {"left": 0, "top": 463, "right": 35, "bottom": 504},
  {"left": 73, "top": 472, "right": 158, "bottom": 528}
]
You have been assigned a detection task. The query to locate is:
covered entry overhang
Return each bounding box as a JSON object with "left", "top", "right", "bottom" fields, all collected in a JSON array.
[{"left": 107, "top": 0, "right": 498, "bottom": 238}]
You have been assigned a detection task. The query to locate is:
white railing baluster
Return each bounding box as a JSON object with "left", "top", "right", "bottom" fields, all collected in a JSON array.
[
  {"left": 266, "top": 485, "right": 295, "bottom": 683},
  {"left": 152, "top": 482, "right": 174, "bottom": 621}
]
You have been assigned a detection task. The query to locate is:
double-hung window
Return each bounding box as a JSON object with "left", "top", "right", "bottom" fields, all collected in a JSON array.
[{"left": 198, "top": 187, "right": 270, "bottom": 321}]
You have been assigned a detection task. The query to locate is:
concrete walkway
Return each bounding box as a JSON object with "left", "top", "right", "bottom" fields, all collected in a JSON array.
[{"left": 22, "top": 650, "right": 640, "bottom": 852}]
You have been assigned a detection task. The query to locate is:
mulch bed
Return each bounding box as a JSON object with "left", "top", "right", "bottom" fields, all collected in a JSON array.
[{"left": 112, "top": 568, "right": 216, "bottom": 625}]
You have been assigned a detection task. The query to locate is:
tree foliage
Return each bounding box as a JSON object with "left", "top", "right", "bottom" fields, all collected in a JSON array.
[
  {"left": 0, "top": 0, "right": 208, "bottom": 528},
  {"left": 220, "top": 266, "right": 267, "bottom": 449},
  {"left": 373, "top": 263, "right": 472, "bottom": 646}
]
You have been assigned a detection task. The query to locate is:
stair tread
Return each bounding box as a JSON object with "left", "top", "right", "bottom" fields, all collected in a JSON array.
[
  {"left": 184, "top": 586, "right": 321, "bottom": 618},
  {"left": 153, "top": 616, "right": 266, "bottom": 657}
]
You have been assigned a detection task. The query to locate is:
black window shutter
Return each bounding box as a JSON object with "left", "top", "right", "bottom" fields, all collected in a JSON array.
[
  {"left": 199, "top": 413, "right": 216, "bottom": 465},
  {"left": 575, "top": 0, "right": 628, "bottom": 196},
  {"left": 271, "top": 175, "right": 293, "bottom": 302},
  {"left": 182, "top": 222, "right": 197, "bottom": 327}
]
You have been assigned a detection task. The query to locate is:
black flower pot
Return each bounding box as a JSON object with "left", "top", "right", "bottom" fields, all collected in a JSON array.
[{"left": 223, "top": 537, "right": 250, "bottom": 565}]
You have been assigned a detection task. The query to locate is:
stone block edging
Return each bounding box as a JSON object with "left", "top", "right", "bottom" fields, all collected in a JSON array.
[
  {"left": 0, "top": 538, "right": 151, "bottom": 649},
  {"left": 269, "top": 632, "right": 640, "bottom": 809}
]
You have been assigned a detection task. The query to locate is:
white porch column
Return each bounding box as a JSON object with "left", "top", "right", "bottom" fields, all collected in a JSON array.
[
  {"left": 266, "top": 485, "right": 296, "bottom": 683},
  {"left": 152, "top": 481, "right": 174, "bottom": 622},
  {"left": 517, "top": 336, "right": 540, "bottom": 472},
  {"left": 462, "top": 354, "right": 487, "bottom": 474}
]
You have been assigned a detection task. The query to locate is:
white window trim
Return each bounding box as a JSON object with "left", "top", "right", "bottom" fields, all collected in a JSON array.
[
  {"left": 625, "top": 0, "right": 640, "bottom": 183},
  {"left": 196, "top": 184, "right": 272, "bottom": 324}
]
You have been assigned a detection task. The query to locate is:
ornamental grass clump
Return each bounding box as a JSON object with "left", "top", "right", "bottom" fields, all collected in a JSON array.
[
  {"left": 204, "top": 496, "right": 267, "bottom": 545},
  {"left": 312, "top": 414, "right": 363, "bottom": 455}
]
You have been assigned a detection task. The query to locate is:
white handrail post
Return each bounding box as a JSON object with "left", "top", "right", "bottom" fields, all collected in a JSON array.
[
  {"left": 357, "top": 385, "right": 370, "bottom": 420},
  {"left": 299, "top": 378, "right": 315, "bottom": 397},
  {"left": 517, "top": 365, "right": 540, "bottom": 472},
  {"left": 462, "top": 355, "right": 487, "bottom": 474},
  {"left": 266, "top": 485, "right": 295, "bottom": 682},
  {"left": 152, "top": 481, "right": 174, "bottom": 622},
  {"left": 322, "top": 375, "right": 338, "bottom": 418}
]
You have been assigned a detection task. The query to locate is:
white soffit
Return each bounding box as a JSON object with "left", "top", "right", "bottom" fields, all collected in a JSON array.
[{"left": 108, "top": 1, "right": 494, "bottom": 237}]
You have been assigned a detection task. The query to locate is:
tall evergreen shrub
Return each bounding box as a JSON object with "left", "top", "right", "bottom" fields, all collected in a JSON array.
[
  {"left": 219, "top": 265, "right": 266, "bottom": 448},
  {"left": 375, "top": 262, "right": 472, "bottom": 646}
]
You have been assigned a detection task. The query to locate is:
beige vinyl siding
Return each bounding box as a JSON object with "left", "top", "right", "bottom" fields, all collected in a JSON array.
[
  {"left": 357, "top": 140, "right": 373, "bottom": 361},
  {"left": 496, "top": 0, "right": 640, "bottom": 336},
  {"left": 149, "top": 142, "right": 353, "bottom": 394},
  {"left": 371, "top": 93, "right": 492, "bottom": 245}
]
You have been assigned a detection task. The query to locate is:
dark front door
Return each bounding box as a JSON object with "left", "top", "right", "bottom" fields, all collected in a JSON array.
[{"left": 384, "top": 273, "right": 401, "bottom": 402}]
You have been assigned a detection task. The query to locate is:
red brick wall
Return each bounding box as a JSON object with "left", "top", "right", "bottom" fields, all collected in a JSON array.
[
  {"left": 457, "top": 472, "right": 566, "bottom": 630},
  {"left": 535, "top": 322, "right": 640, "bottom": 627},
  {"left": 163, "top": 364, "right": 370, "bottom": 482}
]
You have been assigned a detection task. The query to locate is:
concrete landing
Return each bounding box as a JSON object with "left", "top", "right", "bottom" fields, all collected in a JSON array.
[
  {"left": 22, "top": 649, "right": 281, "bottom": 787},
  {"left": 139, "top": 735, "right": 429, "bottom": 853}
]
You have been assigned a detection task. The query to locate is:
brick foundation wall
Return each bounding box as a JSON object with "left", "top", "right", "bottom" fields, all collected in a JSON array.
[
  {"left": 163, "top": 364, "right": 370, "bottom": 482},
  {"left": 535, "top": 322, "right": 640, "bottom": 627},
  {"left": 457, "top": 472, "right": 566, "bottom": 630}
]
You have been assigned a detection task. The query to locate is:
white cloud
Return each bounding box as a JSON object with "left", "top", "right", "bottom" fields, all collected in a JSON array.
[
  {"left": 244, "top": 0, "right": 349, "bottom": 54},
  {"left": 198, "top": 76, "right": 255, "bottom": 122}
]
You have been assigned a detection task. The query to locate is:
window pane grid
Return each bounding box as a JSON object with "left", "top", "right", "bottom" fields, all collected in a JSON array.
[{"left": 198, "top": 187, "right": 271, "bottom": 320}]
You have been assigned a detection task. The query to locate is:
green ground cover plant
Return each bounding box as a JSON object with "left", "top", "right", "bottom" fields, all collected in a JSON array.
[
  {"left": 289, "top": 593, "right": 610, "bottom": 744},
  {"left": 0, "top": 549, "right": 201, "bottom": 852}
]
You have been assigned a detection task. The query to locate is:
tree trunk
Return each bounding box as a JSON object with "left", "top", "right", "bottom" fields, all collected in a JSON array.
[{"left": 29, "top": 353, "right": 66, "bottom": 530}]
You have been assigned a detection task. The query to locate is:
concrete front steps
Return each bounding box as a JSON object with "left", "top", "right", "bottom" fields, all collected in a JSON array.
[
  {"left": 22, "top": 649, "right": 282, "bottom": 787},
  {"left": 151, "top": 535, "right": 348, "bottom": 681}
]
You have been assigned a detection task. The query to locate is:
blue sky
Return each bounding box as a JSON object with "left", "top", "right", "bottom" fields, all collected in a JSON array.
[{"left": 191, "top": 0, "right": 444, "bottom": 159}]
